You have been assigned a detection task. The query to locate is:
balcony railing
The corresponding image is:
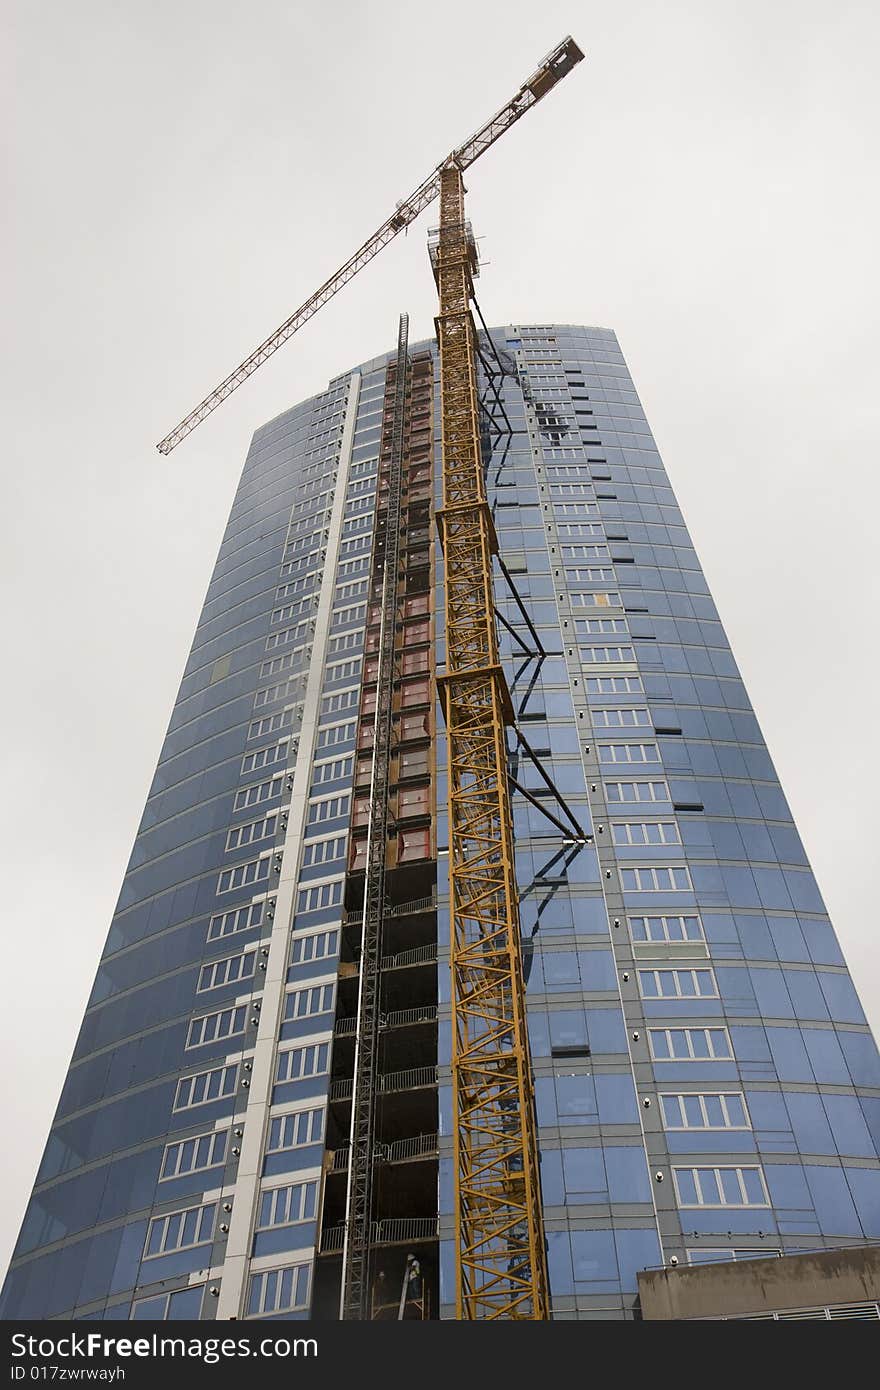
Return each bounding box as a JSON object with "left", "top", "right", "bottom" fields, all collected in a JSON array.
[
  {"left": 319, "top": 1217, "right": 439, "bottom": 1253},
  {"left": 343, "top": 893, "right": 437, "bottom": 927},
  {"left": 381, "top": 942, "right": 438, "bottom": 970},
  {"left": 381, "top": 1006, "right": 437, "bottom": 1030},
  {"left": 379, "top": 1065, "right": 438, "bottom": 1094},
  {"left": 329, "top": 1133, "right": 439, "bottom": 1172},
  {"left": 330, "top": 1064, "right": 437, "bottom": 1102}
]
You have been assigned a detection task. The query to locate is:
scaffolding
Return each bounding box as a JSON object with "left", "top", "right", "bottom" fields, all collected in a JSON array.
[{"left": 340, "top": 315, "right": 410, "bottom": 1320}]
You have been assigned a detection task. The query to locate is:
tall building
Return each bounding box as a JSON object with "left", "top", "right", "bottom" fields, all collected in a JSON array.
[{"left": 4, "top": 322, "right": 880, "bottom": 1323}]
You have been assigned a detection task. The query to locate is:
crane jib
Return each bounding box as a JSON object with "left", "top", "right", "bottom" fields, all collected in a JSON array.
[{"left": 155, "top": 36, "right": 583, "bottom": 455}]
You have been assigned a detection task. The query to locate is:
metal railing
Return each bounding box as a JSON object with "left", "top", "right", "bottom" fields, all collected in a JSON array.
[
  {"left": 378, "top": 1065, "right": 438, "bottom": 1094},
  {"left": 330, "top": 1133, "right": 439, "bottom": 1172},
  {"left": 343, "top": 893, "right": 437, "bottom": 927},
  {"left": 381, "top": 942, "right": 438, "bottom": 970},
  {"left": 388, "top": 893, "right": 436, "bottom": 917},
  {"left": 321, "top": 1217, "right": 439, "bottom": 1254},
  {"left": 381, "top": 1006, "right": 438, "bottom": 1030},
  {"left": 384, "top": 1133, "right": 439, "bottom": 1163}
]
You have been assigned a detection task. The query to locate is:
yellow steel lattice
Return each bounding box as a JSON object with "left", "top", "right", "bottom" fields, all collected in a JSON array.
[{"left": 435, "top": 165, "right": 549, "bottom": 1319}]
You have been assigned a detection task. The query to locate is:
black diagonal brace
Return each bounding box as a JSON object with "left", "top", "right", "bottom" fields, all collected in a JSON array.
[
  {"left": 512, "top": 725, "right": 590, "bottom": 842},
  {"left": 509, "top": 776, "right": 580, "bottom": 840},
  {"left": 496, "top": 557, "right": 546, "bottom": 657}
]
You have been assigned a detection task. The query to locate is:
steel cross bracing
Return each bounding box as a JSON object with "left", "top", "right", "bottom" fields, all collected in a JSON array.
[
  {"left": 156, "top": 37, "right": 583, "bottom": 454},
  {"left": 434, "top": 165, "right": 549, "bottom": 1320},
  {"left": 340, "top": 314, "right": 410, "bottom": 1320}
]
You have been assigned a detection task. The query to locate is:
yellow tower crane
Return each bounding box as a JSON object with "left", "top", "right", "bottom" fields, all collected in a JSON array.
[{"left": 156, "top": 36, "right": 585, "bottom": 1320}]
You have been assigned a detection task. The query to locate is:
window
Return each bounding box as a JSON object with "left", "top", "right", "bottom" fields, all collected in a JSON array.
[
  {"left": 198, "top": 949, "right": 257, "bottom": 992},
  {"left": 160, "top": 1130, "right": 228, "bottom": 1180},
  {"left": 587, "top": 675, "right": 642, "bottom": 694},
  {"left": 342, "top": 515, "right": 372, "bottom": 536},
  {"left": 316, "top": 720, "right": 356, "bottom": 749},
  {"left": 226, "top": 813, "right": 277, "bottom": 852},
  {"left": 320, "top": 689, "right": 359, "bottom": 716},
  {"left": 247, "top": 1264, "right": 311, "bottom": 1318},
  {"left": 266, "top": 1106, "right": 324, "bottom": 1153},
  {"left": 325, "top": 658, "right": 362, "bottom": 683},
  {"left": 339, "top": 534, "right": 371, "bottom": 556},
  {"left": 398, "top": 784, "right": 430, "bottom": 818},
  {"left": 557, "top": 522, "right": 605, "bottom": 537},
  {"left": 307, "top": 793, "right": 350, "bottom": 825},
  {"left": 276, "top": 1041, "right": 330, "bottom": 1082},
  {"left": 254, "top": 676, "right": 302, "bottom": 709},
  {"left": 217, "top": 854, "right": 272, "bottom": 894},
  {"left": 265, "top": 621, "right": 311, "bottom": 653},
  {"left": 207, "top": 901, "right": 263, "bottom": 942},
  {"left": 186, "top": 1004, "right": 248, "bottom": 1049},
  {"left": 241, "top": 741, "right": 288, "bottom": 775},
  {"left": 621, "top": 865, "right": 692, "bottom": 891},
  {"left": 283, "top": 983, "right": 335, "bottom": 1022},
  {"left": 400, "top": 676, "right": 430, "bottom": 707},
  {"left": 575, "top": 617, "right": 629, "bottom": 635},
  {"left": 629, "top": 913, "right": 704, "bottom": 944},
  {"left": 349, "top": 457, "right": 378, "bottom": 478},
  {"left": 290, "top": 928, "right": 339, "bottom": 966},
  {"left": 398, "top": 827, "right": 430, "bottom": 861},
  {"left": 672, "top": 1166, "right": 769, "bottom": 1208},
  {"left": 648, "top": 1027, "right": 732, "bottom": 1061},
  {"left": 272, "top": 596, "right": 316, "bottom": 625},
  {"left": 247, "top": 711, "right": 291, "bottom": 745},
  {"left": 336, "top": 556, "right": 370, "bottom": 578},
  {"left": 283, "top": 532, "right": 322, "bottom": 558},
  {"left": 598, "top": 743, "right": 660, "bottom": 764},
  {"left": 399, "top": 747, "right": 429, "bottom": 778},
  {"left": 612, "top": 820, "right": 680, "bottom": 846},
  {"left": 301, "top": 835, "right": 346, "bottom": 869},
  {"left": 233, "top": 775, "right": 283, "bottom": 812},
  {"left": 566, "top": 567, "right": 616, "bottom": 583},
  {"left": 401, "top": 648, "right": 429, "bottom": 675},
  {"left": 660, "top": 1093, "right": 749, "bottom": 1131},
  {"left": 145, "top": 1202, "right": 216, "bottom": 1258},
  {"left": 551, "top": 493, "right": 598, "bottom": 507},
  {"left": 331, "top": 603, "right": 367, "bottom": 629},
  {"left": 311, "top": 755, "right": 353, "bottom": 786},
  {"left": 335, "top": 578, "right": 369, "bottom": 601},
  {"left": 279, "top": 550, "right": 320, "bottom": 578},
  {"left": 562, "top": 544, "right": 610, "bottom": 559},
  {"left": 174, "top": 1064, "right": 238, "bottom": 1111},
  {"left": 592, "top": 707, "right": 651, "bottom": 728},
  {"left": 256, "top": 1180, "right": 319, "bottom": 1231},
  {"left": 579, "top": 645, "right": 635, "bottom": 663},
  {"left": 546, "top": 450, "right": 588, "bottom": 464},
  {"left": 571, "top": 591, "right": 621, "bottom": 608},
  {"left": 261, "top": 646, "right": 307, "bottom": 679},
  {"left": 275, "top": 574, "right": 316, "bottom": 600},
  {"left": 327, "top": 630, "right": 363, "bottom": 657},
  {"left": 639, "top": 967, "right": 717, "bottom": 999},
  {"left": 132, "top": 1287, "right": 205, "bottom": 1320},
  {"left": 296, "top": 880, "right": 343, "bottom": 914},
  {"left": 605, "top": 780, "right": 668, "bottom": 804},
  {"left": 344, "top": 478, "right": 375, "bottom": 500}
]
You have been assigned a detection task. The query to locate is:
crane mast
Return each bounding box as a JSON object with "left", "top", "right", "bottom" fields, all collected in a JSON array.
[{"left": 434, "top": 166, "right": 549, "bottom": 1318}]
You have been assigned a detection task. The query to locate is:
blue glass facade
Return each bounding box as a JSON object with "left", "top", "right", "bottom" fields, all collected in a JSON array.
[{"left": 3, "top": 324, "right": 879, "bottom": 1322}]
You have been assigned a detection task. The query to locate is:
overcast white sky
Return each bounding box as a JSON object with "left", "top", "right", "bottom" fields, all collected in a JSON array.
[{"left": 3, "top": 0, "right": 879, "bottom": 1279}]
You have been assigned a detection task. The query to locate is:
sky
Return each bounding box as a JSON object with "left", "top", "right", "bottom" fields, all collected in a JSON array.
[{"left": 2, "top": 0, "right": 879, "bottom": 1277}]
